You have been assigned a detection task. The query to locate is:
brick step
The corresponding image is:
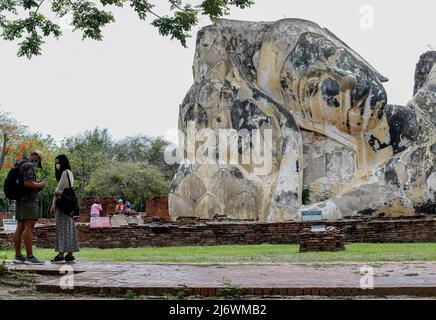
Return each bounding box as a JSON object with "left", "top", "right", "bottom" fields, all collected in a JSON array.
[{"left": 35, "top": 284, "right": 436, "bottom": 297}]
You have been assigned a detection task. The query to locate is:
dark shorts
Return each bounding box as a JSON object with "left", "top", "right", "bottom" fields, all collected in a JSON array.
[{"left": 15, "top": 201, "right": 40, "bottom": 221}]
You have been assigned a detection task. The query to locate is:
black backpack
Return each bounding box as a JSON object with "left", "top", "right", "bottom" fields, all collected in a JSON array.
[
  {"left": 3, "top": 160, "right": 29, "bottom": 201},
  {"left": 56, "top": 170, "right": 79, "bottom": 218}
]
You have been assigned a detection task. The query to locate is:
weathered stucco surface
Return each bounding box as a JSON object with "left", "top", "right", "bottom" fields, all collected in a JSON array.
[{"left": 169, "top": 19, "right": 436, "bottom": 222}]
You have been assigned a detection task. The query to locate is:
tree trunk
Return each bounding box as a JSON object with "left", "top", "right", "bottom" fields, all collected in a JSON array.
[
  {"left": 0, "top": 133, "right": 9, "bottom": 171},
  {"left": 81, "top": 163, "right": 85, "bottom": 195}
]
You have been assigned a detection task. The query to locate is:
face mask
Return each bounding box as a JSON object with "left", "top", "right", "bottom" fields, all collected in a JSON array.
[{"left": 56, "top": 164, "right": 61, "bottom": 170}]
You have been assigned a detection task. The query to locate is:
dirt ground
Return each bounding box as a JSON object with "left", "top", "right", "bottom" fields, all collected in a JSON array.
[{"left": 0, "top": 272, "right": 115, "bottom": 300}]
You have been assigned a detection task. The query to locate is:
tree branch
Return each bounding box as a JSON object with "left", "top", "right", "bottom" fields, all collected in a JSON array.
[
  {"left": 35, "top": 0, "right": 46, "bottom": 13},
  {"left": 0, "top": 133, "right": 9, "bottom": 171},
  {"left": 147, "top": 9, "right": 162, "bottom": 19},
  {"left": 169, "top": 0, "right": 200, "bottom": 13}
]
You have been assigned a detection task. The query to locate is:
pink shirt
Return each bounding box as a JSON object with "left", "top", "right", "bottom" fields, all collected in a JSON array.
[{"left": 90, "top": 203, "right": 103, "bottom": 217}]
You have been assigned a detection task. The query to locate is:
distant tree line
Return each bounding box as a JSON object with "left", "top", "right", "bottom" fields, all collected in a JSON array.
[{"left": 0, "top": 111, "right": 177, "bottom": 215}]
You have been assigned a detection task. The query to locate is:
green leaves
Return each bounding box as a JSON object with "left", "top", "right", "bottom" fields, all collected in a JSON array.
[
  {"left": 152, "top": 10, "right": 198, "bottom": 47},
  {"left": 22, "top": 0, "right": 39, "bottom": 10},
  {"left": 17, "top": 32, "right": 43, "bottom": 58},
  {"left": 129, "top": 0, "right": 154, "bottom": 20},
  {"left": 86, "top": 161, "right": 169, "bottom": 203},
  {"left": 229, "top": 0, "right": 255, "bottom": 9},
  {"left": 112, "top": 136, "right": 178, "bottom": 180},
  {"left": 200, "top": 0, "right": 254, "bottom": 23},
  {"left": 0, "top": 0, "right": 255, "bottom": 58},
  {"left": 100, "top": 0, "right": 124, "bottom": 6},
  {"left": 200, "top": 0, "right": 228, "bottom": 23},
  {"left": 40, "top": 17, "right": 62, "bottom": 37},
  {"left": 70, "top": 1, "right": 115, "bottom": 40},
  {"left": 1, "top": 12, "right": 62, "bottom": 58},
  {"left": 51, "top": 0, "right": 69, "bottom": 16}
]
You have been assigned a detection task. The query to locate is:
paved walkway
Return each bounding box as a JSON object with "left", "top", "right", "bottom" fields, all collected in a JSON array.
[{"left": 8, "top": 261, "right": 436, "bottom": 297}]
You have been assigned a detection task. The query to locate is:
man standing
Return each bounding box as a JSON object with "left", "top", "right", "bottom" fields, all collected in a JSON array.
[{"left": 13, "top": 151, "right": 46, "bottom": 265}]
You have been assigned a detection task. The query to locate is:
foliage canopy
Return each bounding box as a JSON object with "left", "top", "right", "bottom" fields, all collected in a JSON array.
[{"left": 0, "top": 0, "right": 254, "bottom": 58}]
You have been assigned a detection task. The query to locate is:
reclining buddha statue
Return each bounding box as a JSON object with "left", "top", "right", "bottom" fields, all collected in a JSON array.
[{"left": 168, "top": 18, "right": 436, "bottom": 222}]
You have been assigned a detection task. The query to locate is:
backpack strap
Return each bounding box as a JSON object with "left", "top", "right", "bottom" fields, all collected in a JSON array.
[
  {"left": 16, "top": 159, "right": 30, "bottom": 168},
  {"left": 65, "top": 170, "right": 72, "bottom": 188}
]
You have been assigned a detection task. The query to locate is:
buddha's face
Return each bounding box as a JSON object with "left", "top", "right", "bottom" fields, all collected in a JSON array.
[{"left": 280, "top": 32, "right": 388, "bottom": 135}]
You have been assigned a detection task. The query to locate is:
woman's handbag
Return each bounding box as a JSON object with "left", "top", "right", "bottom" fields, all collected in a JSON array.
[{"left": 56, "top": 171, "right": 79, "bottom": 218}]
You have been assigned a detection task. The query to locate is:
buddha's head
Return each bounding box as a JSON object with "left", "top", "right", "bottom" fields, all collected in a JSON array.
[{"left": 253, "top": 20, "right": 388, "bottom": 137}]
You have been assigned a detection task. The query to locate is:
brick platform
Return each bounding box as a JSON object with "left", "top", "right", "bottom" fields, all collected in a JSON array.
[
  {"left": 79, "top": 196, "right": 117, "bottom": 221},
  {"left": 7, "top": 261, "right": 436, "bottom": 297},
  {"left": 299, "top": 227, "right": 345, "bottom": 252},
  {"left": 0, "top": 231, "right": 14, "bottom": 249},
  {"left": 0, "top": 212, "right": 12, "bottom": 224},
  {"left": 0, "top": 218, "right": 52, "bottom": 249},
  {"left": 146, "top": 195, "right": 169, "bottom": 220},
  {"left": 30, "top": 217, "right": 436, "bottom": 249},
  {"left": 76, "top": 195, "right": 168, "bottom": 223}
]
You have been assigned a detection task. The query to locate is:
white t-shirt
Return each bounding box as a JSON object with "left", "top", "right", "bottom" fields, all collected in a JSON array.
[{"left": 52, "top": 170, "right": 74, "bottom": 207}]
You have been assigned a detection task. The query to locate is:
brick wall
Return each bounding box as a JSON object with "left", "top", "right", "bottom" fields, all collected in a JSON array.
[
  {"left": 1, "top": 210, "right": 44, "bottom": 249},
  {"left": 0, "top": 231, "right": 14, "bottom": 249},
  {"left": 0, "top": 212, "right": 12, "bottom": 224},
  {"left": 32, "top": 217, "right": 436, "bottom": 249},
  {"left": 299, "top": 227, "right": 345, "bottom": 252},
  {"left": 0, "top": 229, "right": 39, "bottom": 249},
  {"left": 78, "top": 196, "right": 117, "bottom": 222},
  {"left": 146, "top": 195, "right": 169, "bottom": 221}
]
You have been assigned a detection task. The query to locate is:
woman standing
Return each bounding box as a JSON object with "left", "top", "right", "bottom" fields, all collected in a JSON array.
[{"left": 50, "top": 155, "right": 80, "bottom": 264}]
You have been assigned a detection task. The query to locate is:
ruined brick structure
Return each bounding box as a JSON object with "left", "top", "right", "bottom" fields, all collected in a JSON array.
[
  {"left": 146, "top": 195, "right": 170, "bottom": 221},
  {"left": 78, "top": 196, "right": 117, "bottom": 222},
  {"left": 0, "top": 232, "right": 14, "bottom": 248},
  {"left": 299, "top": 227, "right": 345, "bottom": 252},
  {"left": 29, "top": 217, "right": 436, "bottom": 249},
  {"left": 0, "top": 212, "right": 12, "bottom": 224}
]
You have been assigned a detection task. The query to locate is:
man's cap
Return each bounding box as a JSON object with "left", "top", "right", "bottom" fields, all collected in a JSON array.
[{"left": 30, "top": 150, "right": 44, "bottom": 169}]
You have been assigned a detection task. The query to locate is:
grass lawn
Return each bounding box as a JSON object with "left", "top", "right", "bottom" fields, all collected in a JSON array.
[{"left": 2, "top": 243, "right": 436, "bottom": 263}]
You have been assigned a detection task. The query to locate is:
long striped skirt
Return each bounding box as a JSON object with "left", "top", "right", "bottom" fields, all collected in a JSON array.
[{"left": 55, "top": 209, "right": 80, "bottom": 253}]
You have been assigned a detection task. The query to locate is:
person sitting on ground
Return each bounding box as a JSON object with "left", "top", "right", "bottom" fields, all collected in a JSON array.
[
  {"left": 90, "top": 201, "right": 103, "bottom": 217},
  {"left": 124, "top": 200, "right": 132, "bottom": 212},
  {"left": 115, "top": 199, "right": 124, "bottom": 212}
]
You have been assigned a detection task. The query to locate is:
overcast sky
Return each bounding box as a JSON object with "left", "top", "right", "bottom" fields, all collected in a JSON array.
[{"left": 0, "top": 0, "right": 435, "bottom": 143}]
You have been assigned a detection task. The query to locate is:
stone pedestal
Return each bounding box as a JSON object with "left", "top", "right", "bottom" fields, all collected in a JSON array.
[
  {"left": 111, "top": 214, "right": 129, "bottom": 227},
  {"left": 127, "top": 215, "right": 144, "bottom": 225}
]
